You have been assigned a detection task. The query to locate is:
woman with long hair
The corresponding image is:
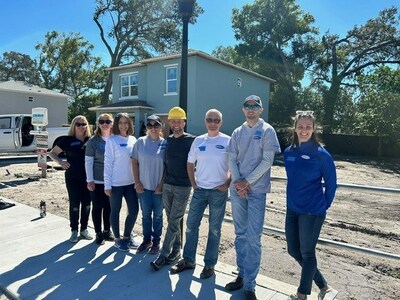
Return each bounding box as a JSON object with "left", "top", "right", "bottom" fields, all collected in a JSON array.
[
  {"left": 104, "top": 113, "right": 139, "bottom": 251},
  {"left": 49, "top": 115, "right": 93, "bottom": 243},
  {"left": 284, "top": 111, "right": 338, "bottom": 300},
  {"left": 85, "top": 113, "right": 114, "bottom": 245}
]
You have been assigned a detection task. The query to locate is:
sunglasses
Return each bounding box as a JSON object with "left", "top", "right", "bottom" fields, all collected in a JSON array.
[
  {"left": 296, "top": 110, "right": 314, "bottom": 116},
  {"left": 205, "top": 118, "right": 221, "bottom": 124},
  {"left": 147, "top": 123, "right": 161, "bottom": 129},
  {"left": 243, "top": 104, "right": 261, "bottom": 111},
  {"left": 99, "top": 119, "right": 112, "bottom": 125},
  {"left": 75, "top": 122, "right": 87, "bottom": 127}
]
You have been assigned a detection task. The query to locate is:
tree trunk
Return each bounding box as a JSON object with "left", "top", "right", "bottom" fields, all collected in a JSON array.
[
  {"left": 101, "top": 73, "right": 113, "bottom": 105},
  {"left": 323, "top": 80, "right": 340, "bottom": 134}
]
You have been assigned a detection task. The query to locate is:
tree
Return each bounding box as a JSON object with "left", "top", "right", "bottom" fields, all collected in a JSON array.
[
  {"left": 93, "top": 0, "right": 202, "bottom": 105},
  {"left": 312, "top": 7, "right": 400, "bottom": 133},
  {"left": 0, "top": 51, "right": 40, "bottom": 85},
  {"left": 355, "top": 66, "right": 400, "bottom": 141},
  {"left": 68, "top": 94, "right": 102, "bottom": 124},
  {"left": 35, "top": 31, "right": 106, "bottom": 100},
  {"left": 231, "top": 0, "right": 319, "bottom": 126}
]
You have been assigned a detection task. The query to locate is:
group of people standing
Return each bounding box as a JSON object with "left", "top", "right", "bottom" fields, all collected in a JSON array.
[{"left": 49, "top": 94, "right": 338, "bottom": 300}]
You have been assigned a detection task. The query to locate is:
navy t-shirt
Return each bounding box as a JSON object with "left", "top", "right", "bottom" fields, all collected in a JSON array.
[
  {"left": 164, "top": 133, "right": 195, "bottom": 187},
  {"left": 56, "top": 135, "right": 89, "bottom": 181}
]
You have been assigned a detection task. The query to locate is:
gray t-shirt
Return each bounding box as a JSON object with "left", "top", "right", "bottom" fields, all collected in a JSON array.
[
  {"left": 227, "top": 118, "right": 281, "bottom": 193},
  {"left": 85, "top": 135, "right": 107, "bottom": 182},
  {"left": 131, "top": 135, "right": 166, "bottom": 191}
]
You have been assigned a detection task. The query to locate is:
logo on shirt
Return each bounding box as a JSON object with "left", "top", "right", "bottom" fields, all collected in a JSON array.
[
  {"left": 119, "top": 143, "right": 128, "bottom": 147},
  {"left": 254, "top": 130, "right": 262, "bottom": 140},
  {"left": 215, "top": 145, "right": 225, "bottom": 149},
  {"left": 70, "top": 141, "right": 81, "bottom": 147},
  {"left": 198, "top": 146, "right": 206, "bottom": 151},
  {"left": 301, "top": 155, "right": 310, "bottom": 160},
  {"left": 286, "top": 156, "right": 295, "bottom": 162}
]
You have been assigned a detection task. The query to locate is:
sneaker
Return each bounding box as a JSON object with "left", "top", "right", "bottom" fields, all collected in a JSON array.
[
  {"left": 69, "top": 231, "right": 78, "bottom": 243},
  {"left": 225, "top": 276, "right": 244, "bottom": 291},
  {"left": 95, "top": 232, "right": 105, "bottom": 245},
  {"left": 80, "top": 229, "right": 93, "bottom": 240},
  {"left": 150, "top": 243, "right": 160, "bottom": 255},
  {"left": 165, "top": 250, "right": 181, "bottom": 264},
  {"left": 288, "top": 294, "right": 307, "bottom": 300},
  {"left": 318, "top": 286, "right": 338, "bottom": 300},
  {"left": 244, "top": 290, "right": 258, "bottom": 300},
  {"left": 170, "top": 259, "right": 195, "bottom": 274},
  {"left": 128, "top": 237, "right": 140, "bottom": 249},
  {"left": 114, "top": 239, "right": 129, "bottom": 252},
  {"left": 200, "top": 266, "right": 215, "bottom": 279},
  {"left": 150, "top": 255, "right": 166, "bottom": 271},
  {"left": 103, "top": 230, "right": 115, "bottom": 241},
  {"left": 137, "top": 241, "right": 152, "bottom": 253}
]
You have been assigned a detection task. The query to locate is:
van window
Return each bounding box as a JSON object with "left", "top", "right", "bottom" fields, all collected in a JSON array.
[{"left": 0, "top": 117, "right": 11, "bottom": 129}]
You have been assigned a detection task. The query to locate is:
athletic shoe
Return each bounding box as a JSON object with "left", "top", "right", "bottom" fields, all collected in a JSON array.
[
  {"left": 103, "top": 230, "right": 115, "bottom": 241},
  {"left": 150, "top": 255, "right": 166, "bottom": 271},
  {"left": 165, "top": 250, "right": 181, "bottom": 264},
  {"left": 288, "top": 294, "right": 307, "bottom": 300},
  {"left": 80, "top": 229, "right": 93, "bottom": 240},
  {"left": 170, "top": 259, "right": 195, "bottom": 274},
  {"left": 318, "top": 286, "right": 338, "bottom": 300},
  {"left": 225, "top": 276, "right": 244, "bottom": 291},
  {"left": 128, "top": 237, "right": 140, "bottom": 249},
  {"left": 95, "top": 232, "right": 105, "bottom": 245},
  {"left": 137, "top": 241, "right": 152, "bottom": 253},
  {"left": 200, "top": 266, "right": 215, "bottom": 279},
  {"left": 114, "top": 239, "right": 129, "bottom": 252},
  {"left": 69, "top": 231, "right": 78, "bottom": 243},
  {"left": 150, "top": 243, "right": 160, "bottom": 255}
]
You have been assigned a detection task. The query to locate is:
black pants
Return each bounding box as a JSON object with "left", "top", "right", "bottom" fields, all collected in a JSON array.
[
  {"left": 90, "top": 183, "right": 111, "bottom": 233},
  {"left": 65, "top": 178, "right": 91, "bottom": 232}
]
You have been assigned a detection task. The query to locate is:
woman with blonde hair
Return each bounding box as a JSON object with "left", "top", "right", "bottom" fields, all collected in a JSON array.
[
  {"left": 85, "top": 113, "right": 114, "bottom": 245},
  {"left": 49, "top": 115, "right": 93, "bottom": 243}
]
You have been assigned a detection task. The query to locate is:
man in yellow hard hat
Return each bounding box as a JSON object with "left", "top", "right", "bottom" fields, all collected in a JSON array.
[{"left": 151, "top": 107, "right": 195, "bottom": 271}]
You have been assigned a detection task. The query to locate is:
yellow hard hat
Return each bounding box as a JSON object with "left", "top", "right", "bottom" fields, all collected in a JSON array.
[{"left": 168, "top": 107, "right": 186, "bottom": 120}]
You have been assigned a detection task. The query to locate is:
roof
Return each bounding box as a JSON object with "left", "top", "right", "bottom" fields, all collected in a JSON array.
[
  {"left": 0, "top": 80, "right": 69, "bottom": 98},
  {"left": 88, "top": 100, "right": 154, "bottom": 112},
  {"left": 106, "top": 50, "right": 275, "bottom": 83}
]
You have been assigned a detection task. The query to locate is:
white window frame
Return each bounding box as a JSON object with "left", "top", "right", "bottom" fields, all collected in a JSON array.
[
  {"left": 120, "top": 72, "right": 139, "bottom": 99},
  {"left": 164, "top": 64, "right": 178, "bottom": 96}
]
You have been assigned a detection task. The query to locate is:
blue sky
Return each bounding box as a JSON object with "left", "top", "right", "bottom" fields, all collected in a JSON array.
[{"left": 0, "top": 0, "right": 398, "bottom": 65}]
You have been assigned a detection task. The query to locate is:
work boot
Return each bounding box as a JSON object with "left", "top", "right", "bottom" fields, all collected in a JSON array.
[{"left": 225, "top": 276, "right": 244, "bottom": 291}]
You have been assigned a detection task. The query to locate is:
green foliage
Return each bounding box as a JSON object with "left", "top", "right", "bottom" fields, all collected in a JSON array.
[
  {"left": 355, "top": 66, "right": 400, "bottom": 141},
  {"left": 35, "top": 31, "right": 106, "bottom": 100},
  {"left": 230, "top": 0, "right": 319, "bottom": 125},
  {"left": 68, "top": 94, "right": 102, "bottom": 124},
  {"left": 312, "top": 7, "right": 400, "bottom": 133},
  {"left": 0, "top": 51, "right": 40, "bottom": 85}
]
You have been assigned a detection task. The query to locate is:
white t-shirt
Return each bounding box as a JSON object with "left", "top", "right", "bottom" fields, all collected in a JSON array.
[
  {"left": 187, "top": 132, "right": 230, "bottom": 189},
  {"left": 104, "top": 134, "right": 137, "bottom": 189}
]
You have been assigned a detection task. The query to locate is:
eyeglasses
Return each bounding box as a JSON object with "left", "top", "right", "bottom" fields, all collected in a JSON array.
[
  {"left": 243, "top": 104, "right": 261, "bottom": 111},
  {"left": 99, "top": 119, "right": 112, "bottom": 125},
  {"left": 75, "top": 122, "right": 87, "bottom": 127},
  {"left": 147, "top": 123, "right": 161, "bottom": 129},
  {"left": 205, "top": 118, "right": 221, "bottom": 124},
  {"left": 296, "top": 110, "right": 314, "bottom": 116}
]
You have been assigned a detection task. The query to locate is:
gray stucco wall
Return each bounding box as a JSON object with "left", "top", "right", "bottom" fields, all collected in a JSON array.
[{"left": 0, "top": 91, "right": 68, "bottom": 127}]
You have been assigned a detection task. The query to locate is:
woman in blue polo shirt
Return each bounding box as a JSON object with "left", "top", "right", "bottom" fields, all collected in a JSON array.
[{"left": 284, "top": 111, "right": 338, "bottom": 300}]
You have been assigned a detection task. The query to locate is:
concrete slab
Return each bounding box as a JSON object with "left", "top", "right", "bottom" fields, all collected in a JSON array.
[{"left": 0, "top": 199, "right": 315, "bottom": 300}]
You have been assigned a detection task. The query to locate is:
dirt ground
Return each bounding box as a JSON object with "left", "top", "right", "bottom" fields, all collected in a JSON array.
[{"left": 0, "top": 154, "right": 399, "bottom": 300}]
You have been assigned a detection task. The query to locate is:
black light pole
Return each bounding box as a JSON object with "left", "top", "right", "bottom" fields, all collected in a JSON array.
[
  {"left": 178, "top": 0, "right": 195, "bottom": 113},
  {"left": 178, "top": 0, "right": 195, "bottom": 248}
]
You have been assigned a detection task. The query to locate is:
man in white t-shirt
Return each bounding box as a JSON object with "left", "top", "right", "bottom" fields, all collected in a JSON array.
[{"left": 170, "top": 109, "right": 230, "bottom": 279}]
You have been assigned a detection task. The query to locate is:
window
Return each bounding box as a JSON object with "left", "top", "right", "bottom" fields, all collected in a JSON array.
[
  {"left": 165, "top": 65, "right": 177, "bottom": 94},
  {"left": 120, "top": 73, "right": 138, "bottom": 98},
  {"left": 0, "top": 117, "right": 11, "bottom": 129}
]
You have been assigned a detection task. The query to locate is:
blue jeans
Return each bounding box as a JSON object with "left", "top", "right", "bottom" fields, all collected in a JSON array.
[
  {"left": 285, "top": 209, "right": 327, "bottom": 295},
  {"left": 138, "top": 189, "right": 163, "bottom": 245},
  {"left": 230, "top": 189, "right": 266, "bottom": 292},
  {"left": 161, "top": 184, "right": 192, "bottom": 257},
  {"left": 183, "top": 188, "right": 227, "bottom": 267},
  {"left": 109, "top": 184, "right": 139, "bottom": 239}
]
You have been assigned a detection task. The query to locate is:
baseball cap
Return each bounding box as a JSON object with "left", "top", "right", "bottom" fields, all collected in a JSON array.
[
  {"left": 243, "top": 95, "right": 262, "bottom": 107},
  {"left": 146, "top": 114, "right": 162, "bottom": 126}
]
